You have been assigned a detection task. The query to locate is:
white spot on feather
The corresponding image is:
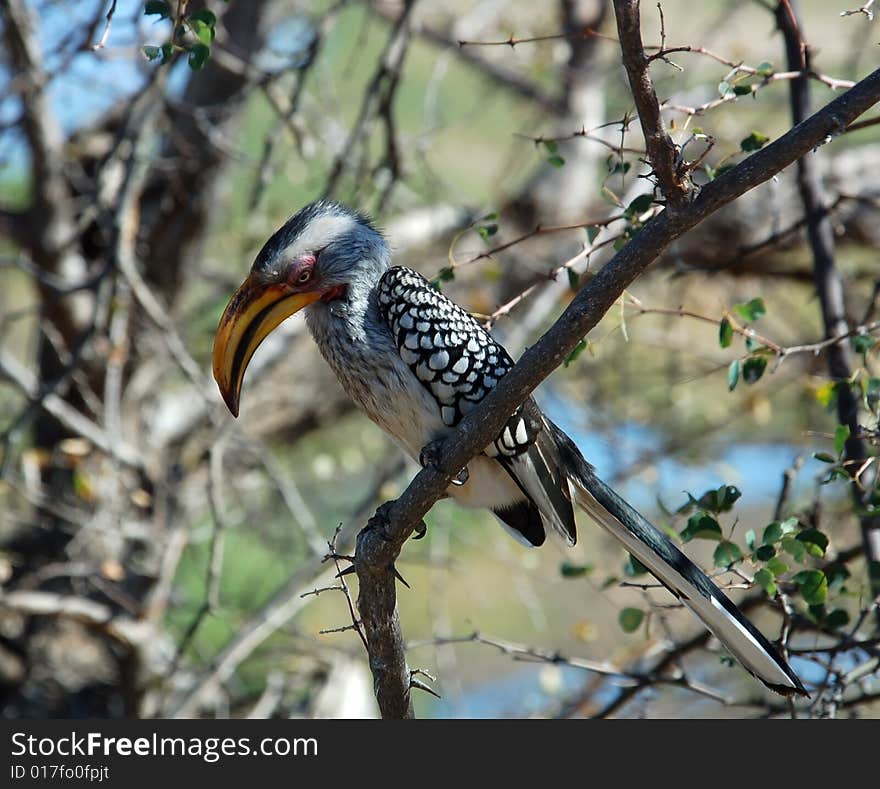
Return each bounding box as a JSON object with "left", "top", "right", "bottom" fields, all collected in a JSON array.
[{"left": 429, "top": 350, "right": 449, "bottom": 370}]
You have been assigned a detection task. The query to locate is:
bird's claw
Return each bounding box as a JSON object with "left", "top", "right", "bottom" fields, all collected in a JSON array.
[
  {"left": 412, "top": 519, "right": 428, "bottom": 540},
  {"left": 364, "top": 502, "right": 396, "bottom": 542},
  {"left": 419, "top": 440, "right": 469, "bottom": 486}
]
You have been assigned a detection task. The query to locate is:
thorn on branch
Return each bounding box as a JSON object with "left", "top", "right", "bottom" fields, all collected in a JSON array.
[
  {"left": 840, "top": 1, "right": 875, "bottom": 21},
  {"left": 91, "top": 0, "right": 118, "bottom": 51},
  {"left": 319, "top": 622, "right": 362, "bottom": 636},
  {"left": 410, "top": 668, "right": 441, "bottom": 698},
  {"left": 392, "top": 564, "right": 411, "bottom": 589},
  {"left": 299, "top": 585, "right": 344, "bottom": 599}
]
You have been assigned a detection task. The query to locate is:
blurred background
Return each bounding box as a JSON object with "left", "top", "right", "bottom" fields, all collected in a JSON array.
[{"left": 0, "top": 0, "right": 878, "bottom": 719}]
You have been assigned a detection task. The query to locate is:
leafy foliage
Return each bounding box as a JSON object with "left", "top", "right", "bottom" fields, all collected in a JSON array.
[{"left": 143, "top": 2, "right": 217, "bottom": 70}]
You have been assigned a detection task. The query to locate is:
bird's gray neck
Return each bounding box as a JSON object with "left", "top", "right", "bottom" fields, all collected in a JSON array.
[
  {"left": 304, "top": 264, "right": 394, "bottom": 382},
  {"left": 306, "top": 278, "right": 376, "bottom": 344}
]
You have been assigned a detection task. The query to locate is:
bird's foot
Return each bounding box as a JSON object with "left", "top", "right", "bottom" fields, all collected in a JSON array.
[
  {"left": 363, "top": 501, "right": 426, "bottom": 543},
  {"left": 363, "top": 501, "right": 396, "bottom": 541},
  {"left": 360, "top": 504, "right": 422, "bottom": 585},
  {"left": 411, "top": 519, "right": 428, "bottom": 540},
  {"left": 419, "top": 439, "right": 469, "bottom": 486}
]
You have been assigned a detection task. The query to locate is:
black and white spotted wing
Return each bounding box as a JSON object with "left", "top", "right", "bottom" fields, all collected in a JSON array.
[{"left": 376, "top": 266, "right": 539, "bottom": 458}]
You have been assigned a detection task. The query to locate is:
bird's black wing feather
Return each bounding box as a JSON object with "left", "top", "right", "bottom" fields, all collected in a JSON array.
[{"left": 377, "top": 266, "right": 576, "bottom": 543}]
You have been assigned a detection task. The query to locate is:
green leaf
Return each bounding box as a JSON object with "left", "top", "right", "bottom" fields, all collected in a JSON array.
[
  {"left": 190, "top": 19, "right": 216, "bottom": 45},
  {"left": 756, "top": 61, "right": 773, "bottom": 77},
  {"left": 733, "top": 297, "right": 767, "bottom": 322},
  {"left": 719, "top": 317, "right": 733, "bottom": 348},
  {"left": 607, "top": 159, "right": 631, "bottom": 175},
  {"left": 143, "top": 45, "right": 162, "bottom": 60},
  {"left": 543, "top": 140, "right": 558, "bottom": 153},
  {"left": 794, "top": 569, "right": 828, "bottom": 605},
  {"left": 742, "top": 356, "right": 767, "bottom": 384},
  {"left": 188, "top": 43, "right": 210, "bottom": 70},
  {"left": 745, "top": 529, "right": 756, "bottom": 551},
  {"left": 765, "top": 556, "right": 789, "bottom": 577},
  {"left": 781, "top": 536, "right": 806, "bottom": 562},
  {"left": 864, "top": 377, "right": 880, "bottom": 412},
  {"left": 796, "top": 528, "right": 828, "bottom": 558},
  {"left": 625, "top": 555, "right": 649, "bottom": 577},
  {"left": 754, "top": 568, "right": 776, "bottom": 597},
  {"left": 478, "top": 223, "right": 498, "bottom": 241},
  {"left": 780, "top": 517, "right": 799, "bottom": 534},
  {"left": 144, "top": 0, "right": 172, "bottom": 18},
  {"left": 718, "top": 80, "right": 731, "bottom": 96},
  {"left": 691, "top": 484, "right": 741, "bottom": 514},
  {"left": 815, "top": 380, "right": 838, "bottom": 409},
  {"left": 727, "top": 359, "right": 740, "bottom": 391},
  {"left": 567, "top": 268, "right": 580, "bottom": 292},
  {"left": 560, "top": 561, "right": 592, "bottom": 578},
  {"left": 825, "top": 609, "right": 850, "bottom": 630},
  {"left": 548, "top": 154, "right": 566, "bottom": 168},
  {"left": 564, "top": 339, "right": 587, "bottom": 368},
  {"left": 813, "top": 451, "right": 836, "bottom": 463},
  {"left": 733, "top": 84, "right": 753, "bottom": 96},
  {"left": 430, "top": 267, "right": 455, "bottom": 288},
  {"left": 826, "top": 565, "right": 851, "bottom": 591},
  {"left": 586, "top": 225, "right": 600, "bottom": 244},
  {"left": 834, "top": 423, "right": 850, "bottom": 456},
  {"left": 762, "top": 521, "right": 783, "bottom": 545},
  {"left": 740, "top": 131, "right": 770, "bottom": 152},
  {"left": 714, "top": 540, "right": 743, "bottom": 568},
  {"left": 619, "top": 607, "right": 645, "bottom": 633},
  {"left": 755, "top": 544, "right": 776, "bottom": 561},
  {"left": 681, "top": 513, "right": 722, "bottom": 542},
  {"left": 850, "top": 333, "right": 875, "bottom": 357},
  {"left": 627, "top": 194, "right": 654, "bottom": 216},
  {"left": 190, "top": 9, "right": 217, "bottom": 26}
]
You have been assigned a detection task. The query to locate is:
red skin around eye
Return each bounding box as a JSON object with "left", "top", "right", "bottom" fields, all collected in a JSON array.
[{"left": 287, "top": 253, "right": 317, "bottom": 288}]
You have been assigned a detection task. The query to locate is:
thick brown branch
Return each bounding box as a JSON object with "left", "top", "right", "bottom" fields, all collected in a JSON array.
[{"left": 353, "top": 65, "right": 880, "bottom": 718}]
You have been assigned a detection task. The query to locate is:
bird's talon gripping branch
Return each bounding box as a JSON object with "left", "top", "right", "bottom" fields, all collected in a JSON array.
[
  {"left": 364, "top": 502, "right": 396, "bottom": 543},
  {"left": 419, "top": 439, "right": 469, "bottom": 486},
  {"left": 212, "top": 199, "right": 807, "bottom": 699},
  {"left": 411, "top": 519, "right": 428, "bottom": 540}
]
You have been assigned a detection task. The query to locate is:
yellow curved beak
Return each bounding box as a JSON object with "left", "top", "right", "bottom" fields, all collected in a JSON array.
[{"left": 212, "top": 274, "right": 321, "bottom": 417}]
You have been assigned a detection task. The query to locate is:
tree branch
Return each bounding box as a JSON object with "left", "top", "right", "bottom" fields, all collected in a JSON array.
[
  {"left": 776, "top": 0, "right": 880, "bottom": 624},
  {"left": 612, "top": 0, "right": 688, "bottom": 206},
  {"left": 353, "top": 63, "right": 880, "bottom": 718},
  {"left": 368, "top": 3, "right": 565, "bottom": 115}
]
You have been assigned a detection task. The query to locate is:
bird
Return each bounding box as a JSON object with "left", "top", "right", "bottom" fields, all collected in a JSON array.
[{"left": 212, "top": 199, "right": 807, "bottom": 698}]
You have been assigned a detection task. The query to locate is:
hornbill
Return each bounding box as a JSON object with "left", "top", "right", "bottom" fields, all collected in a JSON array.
[{"left": 212, "top": 200, "right": 807, "bottom": 697}]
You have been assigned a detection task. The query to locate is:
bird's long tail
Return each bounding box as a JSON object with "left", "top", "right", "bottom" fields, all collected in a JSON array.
[{"left": 544, "top": 419, "right": 808, "bottom": 697}]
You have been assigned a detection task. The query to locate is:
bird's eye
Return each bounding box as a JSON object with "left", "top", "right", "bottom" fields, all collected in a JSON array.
[{"left": 297, "top": 269, "right": 312, "bottom": 284}]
